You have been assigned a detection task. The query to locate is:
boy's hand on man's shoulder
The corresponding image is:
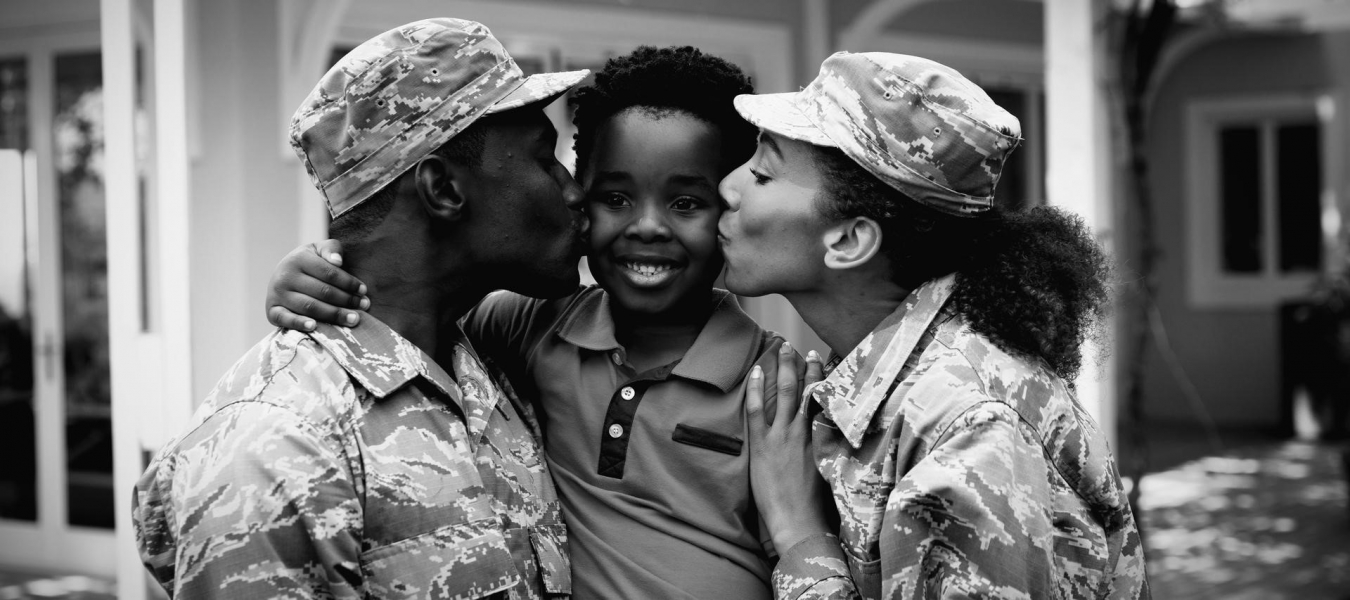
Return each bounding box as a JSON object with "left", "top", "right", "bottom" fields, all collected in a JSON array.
[{"left": 266, "top": 239, "right": 370, "bottom": 331}]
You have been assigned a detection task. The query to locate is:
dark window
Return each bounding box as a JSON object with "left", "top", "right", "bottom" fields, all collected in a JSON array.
[
  {"left": 1276, "top": 122, "right": 1321, "bottom": 273},
  {"left": 1219, "top": 126, "right": 1263, "bottom": 273},
  {"left": 986, "top": 88, "right": 1030, "bottom": 210}
]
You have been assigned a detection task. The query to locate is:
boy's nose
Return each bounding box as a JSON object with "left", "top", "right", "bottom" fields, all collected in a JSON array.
[{"left": 627, "top": 206, "right": 671, "bottom": 241}]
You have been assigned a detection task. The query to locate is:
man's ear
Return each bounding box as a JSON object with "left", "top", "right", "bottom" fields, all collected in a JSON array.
[
  {"left": 412, "top": 153, "right": 469, "bottom": 221},
  {"left": 821, "top": 216, "right": 882, "bottom": 270}
]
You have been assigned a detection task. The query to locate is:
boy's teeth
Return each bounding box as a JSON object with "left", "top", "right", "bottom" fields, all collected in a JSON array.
[{"left": 627, "top": 262, "right": 672, "bottom": 277}]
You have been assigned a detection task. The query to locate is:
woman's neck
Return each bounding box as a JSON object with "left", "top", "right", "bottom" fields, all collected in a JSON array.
[{"left": 784, "top": 272, "right": 911, "bottom": 358}]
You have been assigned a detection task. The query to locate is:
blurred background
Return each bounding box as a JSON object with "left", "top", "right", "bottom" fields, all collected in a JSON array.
[{"left": 0, "top": 0, "right": 1347, "bottom": 598}]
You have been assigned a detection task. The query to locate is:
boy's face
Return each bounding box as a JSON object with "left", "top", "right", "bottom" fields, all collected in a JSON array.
[
  {"left": 717, "top": 130, "right": 832, "bottom": 297},
  {"left": 582, "top": 109, "right": 726, "bottom": 315}
]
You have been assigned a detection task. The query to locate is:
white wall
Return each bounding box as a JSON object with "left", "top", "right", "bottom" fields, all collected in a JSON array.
[{"left": 188, "top": 0, "right": 301, "bottom": 401}]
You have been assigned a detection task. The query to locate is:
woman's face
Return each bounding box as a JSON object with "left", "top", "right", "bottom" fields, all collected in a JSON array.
[
  {"left": 582, "top": 109, "right": 727, "bottom": 316},
  {"left": 717, "top": 130, "right": 832, "bottom": 297}
]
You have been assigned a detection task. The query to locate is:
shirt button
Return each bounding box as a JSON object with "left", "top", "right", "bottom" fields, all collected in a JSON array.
[
  {"left": 620, "top": 386, "right": 636, "bottom": 400},
  {"left": 611, "top": 352, "right": 623, "bottom": 366},
  {"left": 608, "top": 424, "right": 624, "bottom": 438}
]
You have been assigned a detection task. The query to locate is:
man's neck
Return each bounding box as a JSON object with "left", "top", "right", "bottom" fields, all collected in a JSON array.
[
  {"left": 348, "top": 257, "right": 486, "bottom": 365},
  {"left": 783, "top": 271, "right": 911, "bottom": 358}
]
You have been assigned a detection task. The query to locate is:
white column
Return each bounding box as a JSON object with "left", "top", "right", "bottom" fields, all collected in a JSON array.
[
  {"left": 99, "top": 1, "right": 149, "bottom": 599},
  {"left": 154, "top": 0, "right": 195, "bottom": 438},
  {"left": 1044, "top": 0, "right": 1118, "bottom": 448},
  {"left": 803, "top": 0, "right": 831, "bottom": 80},
  {"left": 1323, "top": 31, "right": 1350, "bottom": 275}
]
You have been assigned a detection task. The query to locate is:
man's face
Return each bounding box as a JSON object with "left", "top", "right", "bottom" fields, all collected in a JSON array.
[
  {"left": 717, "top": 130, "right": 832, "bottom": 297},
  {"left": 466, "top": 107, "right": 588, "bottom": 298}
]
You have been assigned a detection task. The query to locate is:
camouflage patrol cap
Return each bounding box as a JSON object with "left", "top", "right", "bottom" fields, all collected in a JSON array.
[
  {"left": 290, "top": 18, "right": 589, "bottom": 218},
  {"left": 734, "top": 52, "right": 1021, "bottom": 217}
]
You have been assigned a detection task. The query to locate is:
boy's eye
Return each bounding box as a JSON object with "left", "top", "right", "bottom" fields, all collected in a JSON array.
[
  {"left": 671, "top": 196, "right": 706, "bottom": 211},
  {"left": 749, "top": 168, "right": 771, "bottom": 186},
  {"left": 591, "top": 192, "right": 630, "bottom": 208}
]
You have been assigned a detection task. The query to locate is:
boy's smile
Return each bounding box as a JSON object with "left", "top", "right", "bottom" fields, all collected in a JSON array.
[{"left": 582, "top": 108, "right": 727, "bottom": 316}]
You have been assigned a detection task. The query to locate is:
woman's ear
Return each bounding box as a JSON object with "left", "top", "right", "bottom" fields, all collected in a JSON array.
[
  {"left": 821, "top": 216, "right": 882, "bottom": 270},
  {"left": 412, "top": 153, "right": 468, "bottom": 221}
]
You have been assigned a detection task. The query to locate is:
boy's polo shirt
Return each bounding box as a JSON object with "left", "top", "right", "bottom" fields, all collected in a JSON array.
[{"left": 466, "top": 286, "right": 787, "bottom": 600}]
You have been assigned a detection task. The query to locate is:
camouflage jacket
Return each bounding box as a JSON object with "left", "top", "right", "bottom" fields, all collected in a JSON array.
[
  {"left": 772, "top": 275, "right": 1149, "bottom": 600},
  {"left": 132, "top": 316, "right": 570, "bottom": 599}
]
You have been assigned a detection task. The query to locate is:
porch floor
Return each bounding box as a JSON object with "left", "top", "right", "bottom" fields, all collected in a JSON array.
[{"left": 1, "top": 428, "right": 1346, "bottom": 599}]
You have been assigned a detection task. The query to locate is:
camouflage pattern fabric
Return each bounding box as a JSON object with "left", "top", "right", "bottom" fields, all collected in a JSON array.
[
  {"left": 771, "top": 275, "right": 1150, "bottom": 599},
  {"left": 133, "top": 316, "right": 570, "bottom": 599},
  {"left": 734, "top": 52, "right": 1021, "bottom": 217},
  {"left": 289, "top": 18, "right": 587, "bottom": 219}
]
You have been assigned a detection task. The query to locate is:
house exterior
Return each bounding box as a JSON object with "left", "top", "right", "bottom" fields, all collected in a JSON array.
[{"left": 1, "top": 0, "right": 1346, "bottom": 597}]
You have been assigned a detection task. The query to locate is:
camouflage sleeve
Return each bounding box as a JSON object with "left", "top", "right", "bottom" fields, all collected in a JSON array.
[
  {"left": 880, "top": 402, "right": 1062, "bottom": 599},
  {"left": 157, "top": 401, "right": 365, "bottom": 599},
  {"left": 770, "top": 533, "right": 860, "bottom": 600}
]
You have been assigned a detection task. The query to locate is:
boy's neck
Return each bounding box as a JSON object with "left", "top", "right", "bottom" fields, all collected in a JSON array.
[{"left": 611, "top": 294, "right": 714, "bottom": 374}]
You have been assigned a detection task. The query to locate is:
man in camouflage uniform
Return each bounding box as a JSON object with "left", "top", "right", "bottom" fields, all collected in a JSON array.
[
  {"left": 133, "top": 19, "right": 588, "bottom": 599},
  {"left": 719, "top": 53, "right": 1150, "bottom": 598}
]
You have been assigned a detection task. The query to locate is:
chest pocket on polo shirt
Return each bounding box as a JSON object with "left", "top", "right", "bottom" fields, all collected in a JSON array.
[
  {"left": 360, "top": 517, "right": 521, "bottom": 599},
  {"left": 671, "top": 423, "right": 743, "bottom": 456}
]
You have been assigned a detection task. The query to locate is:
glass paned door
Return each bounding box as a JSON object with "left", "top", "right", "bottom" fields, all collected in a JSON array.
[
  {"left": 53, "top": 51, "right": 113, "bottom": 529},
  {"left": 0, "top": 57, "right": 37, "bottom": 524}
]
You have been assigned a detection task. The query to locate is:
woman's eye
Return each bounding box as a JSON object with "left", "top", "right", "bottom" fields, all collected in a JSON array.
[{"left": 749, "top": 169, "right": 771, "bottom": 186}]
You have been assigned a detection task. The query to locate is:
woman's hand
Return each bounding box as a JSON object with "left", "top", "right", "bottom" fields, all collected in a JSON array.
[
  {"left": 746, "top": 342, "right": 833, "bottom": 554},
  {"left": 265, "top": 239, "right": 368, "bottom": 331}
]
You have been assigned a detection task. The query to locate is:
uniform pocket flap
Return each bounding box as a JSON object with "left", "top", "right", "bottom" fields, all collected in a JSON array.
[
  {"left": 361, "top": 518, "right": 520, "bottom": 599},
  {"left": 528, "top": 521, "right": 572, "bottom": 594},
  {"left": 672, "top": 423, "right": 743, "bottom": 456}
]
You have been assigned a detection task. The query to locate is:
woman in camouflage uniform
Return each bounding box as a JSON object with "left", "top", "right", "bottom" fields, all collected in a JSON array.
[{"left": 722, "top": 52, "right": 1151, "bottom": 599}]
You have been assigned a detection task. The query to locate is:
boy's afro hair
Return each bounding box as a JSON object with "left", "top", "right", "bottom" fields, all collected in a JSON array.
[{"left": 570, "top": 45, "right": 756, "bottom": 177}]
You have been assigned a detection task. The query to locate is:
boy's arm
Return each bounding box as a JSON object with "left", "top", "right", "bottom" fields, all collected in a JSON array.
[{"left": 265, "top": 240, "right": 369, "bottom": 331}]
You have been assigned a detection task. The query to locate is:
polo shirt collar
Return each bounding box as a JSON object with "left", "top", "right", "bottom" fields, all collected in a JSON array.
[
  {"left": 808, "top": 274, "right": 956, "bottom": 448},
  {"left": 305, "top": 315, "right": 463, "bottom": 411},
  {"left": 556, "top": 288, "right": 761, "bottom": 393}
]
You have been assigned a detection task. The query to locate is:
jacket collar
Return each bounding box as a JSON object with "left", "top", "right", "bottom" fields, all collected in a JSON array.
[
  {"left": 557, "top": 287, "right": 762, "bottom": 392},
  {"left": 305, "top": 314, "right": 464, "bottom": 412},
  {"left": 808, "top": 274, "right": 957, "bottom": 448}
]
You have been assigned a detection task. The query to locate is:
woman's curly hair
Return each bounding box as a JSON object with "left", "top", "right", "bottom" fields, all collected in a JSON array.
[
  {"left": 814, "top": 146, "right": 1111, "bottom": 381},
  {"left": 570, "top": 45, "right": 757, "bottom": 178}
]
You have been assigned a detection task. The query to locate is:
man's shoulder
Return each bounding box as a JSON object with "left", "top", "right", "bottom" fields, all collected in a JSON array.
[{"left": 187, "top": 329, "right": 359, "bottom": 441}]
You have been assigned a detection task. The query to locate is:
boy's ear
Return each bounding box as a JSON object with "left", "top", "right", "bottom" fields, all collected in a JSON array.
[
  {"left": 821, "top": 216, "right": 882, "bottom": 270},
  {"left": 412, "top": 153, "right": 470, "bottom": 221}
]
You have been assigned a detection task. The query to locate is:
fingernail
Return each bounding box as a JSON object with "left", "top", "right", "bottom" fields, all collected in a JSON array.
[
  {"left": 780, "top": 342, "right": 792, "bottom": 354},
  {"left": 303, "top": 319, "right": 315, "bottom": 331},
  {"left": 345, "top": 313, "right": 358, "bottom": 326},
  {"left": 357, "top": 284, "right": 367, "bottom": 296},
  {"left": 328, "top": 253, "right": 343, "bottom": 265},
  {"left": 359, "top": 297, "right": 370, "bottom": 310},
  {"left": 808, "top": 350, "right": 820, "bottom": 361},
  {"left": 750, "top": 365, "right": 762, "bottom": 379}
]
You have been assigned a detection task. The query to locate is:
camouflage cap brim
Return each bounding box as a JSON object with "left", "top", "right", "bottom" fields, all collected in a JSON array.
[
  {"left": 733, "top": 93, "right": 836, "bottom": 148},
  {"left": 486, "top": 69, "right": 590, "bottom": 114}
]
